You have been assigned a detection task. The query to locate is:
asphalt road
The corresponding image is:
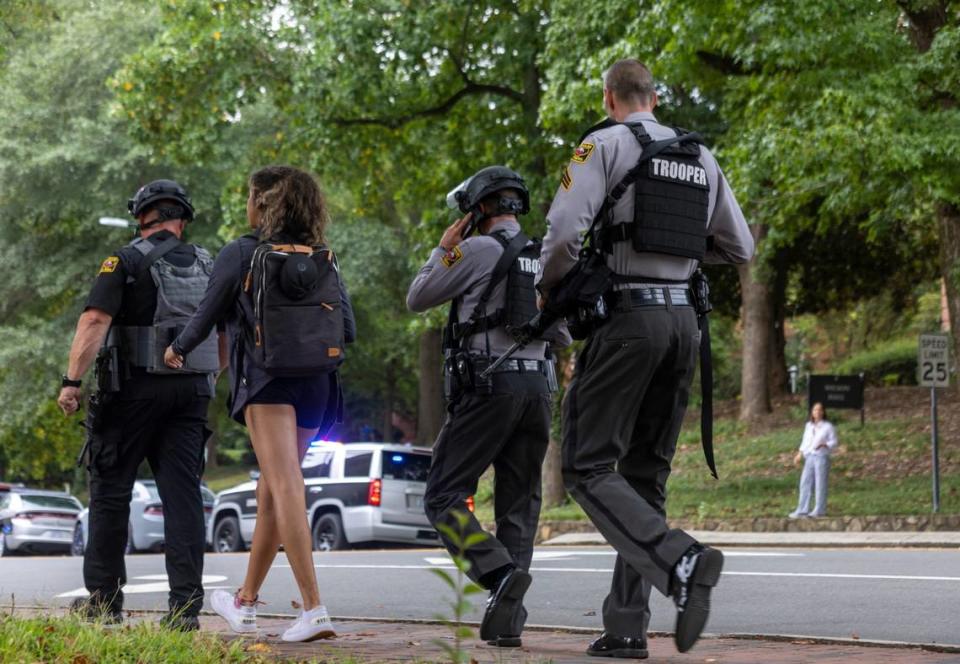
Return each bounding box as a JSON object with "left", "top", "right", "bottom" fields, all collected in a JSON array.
[{"left": 1, "top": 546, "right": 958, "bottom": 647}]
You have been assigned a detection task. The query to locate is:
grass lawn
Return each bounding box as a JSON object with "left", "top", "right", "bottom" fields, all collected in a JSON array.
[
  {"left": 203, "top": 464, "right": 256, "bottom": 493},
  {"left": 474, "top": 394, "right": 959, "bottom": 523},
  {"left": 0, "top": 614, "right": 265, "bottom": 664}
]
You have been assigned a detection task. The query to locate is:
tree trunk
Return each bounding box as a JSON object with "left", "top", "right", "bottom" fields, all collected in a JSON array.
[
  {"left": 382, "top": 361, "right": 396, "bottom": 442},
  {"left": 541, "top": 349, "right": 575, "bottom": 508},
  {"left": 938, "top": 202, "right": 960, "bottom": 379},
  {"left": 417, "top": 327, "right": 444, "bottom": 445},
  {"left": 738, "top": 225, "right": 773, "bottom": 419},
  {"left": 767, "top": 249, "right": 790, "bottom": 396},
  {"left": 206, "top": 434, "right": 218, "bottom": 470}
]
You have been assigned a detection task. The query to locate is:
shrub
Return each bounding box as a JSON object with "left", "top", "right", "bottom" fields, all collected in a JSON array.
[{"left": 833, "top": 338, "right": 916, "bottom": 385}]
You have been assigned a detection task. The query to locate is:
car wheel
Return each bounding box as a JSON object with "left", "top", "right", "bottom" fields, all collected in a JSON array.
[
  {"left": 125, "top": 523, "right": 136, "bottom": 555},
  {"left": 71, "top": 523, "right": 85, "bottom": 557},
  {"left": 213, "top": 515, "right": 243, "bottom": 553},
  {"left": 312, "top": 513, "right": 347, "bottom": 552}
]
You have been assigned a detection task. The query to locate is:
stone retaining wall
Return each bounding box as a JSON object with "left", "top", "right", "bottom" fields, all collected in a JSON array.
[{"left": 532, "top": 514, "right": 960, "bottom": 543}]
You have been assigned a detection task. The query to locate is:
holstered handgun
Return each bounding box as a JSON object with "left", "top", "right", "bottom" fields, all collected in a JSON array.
[
  {"left": 95, "top": 329, "right": 121, "bottom": 393},
  {"left": 690, "top": 269, "right": 712, "bottom": 318}
]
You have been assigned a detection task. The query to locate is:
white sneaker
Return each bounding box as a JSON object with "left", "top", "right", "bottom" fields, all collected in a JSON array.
[
  {"left": 281, "top": 605, "right": 337, "bottom": 642},
  {"left": 210, "top": 589, "right": 257, "bottom": 634}
]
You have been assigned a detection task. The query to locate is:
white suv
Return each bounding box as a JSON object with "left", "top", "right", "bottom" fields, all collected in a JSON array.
[{"left": 208, "top": 442, "right": 442, "bottom": 552}]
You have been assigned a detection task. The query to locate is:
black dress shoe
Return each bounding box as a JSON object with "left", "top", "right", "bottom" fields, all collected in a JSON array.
[
  {"left": 479, "top": 567, "right": 532, "bottom": 642},
  {"left": 70, "top": 596, "right": 122, "bottom": 625},
  {"left": 486, "top": 635, "right": 522, "bottom": 647},
  {"left": 672, "top": 544, "right": 724, "bottom": 653},
  {"left": 586, "top": 631, "right": 648, "bottom": 659},
  {"left": 160, "top": 612, "right": 200, "bottom": 632}
]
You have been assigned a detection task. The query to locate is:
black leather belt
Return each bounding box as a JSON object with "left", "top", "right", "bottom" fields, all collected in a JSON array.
[
  {"left": 608, "top": 287, "right": 692, "bottom": 309},
  {"left": 488, "top": 358, "right": 548, "bottom": 375}
]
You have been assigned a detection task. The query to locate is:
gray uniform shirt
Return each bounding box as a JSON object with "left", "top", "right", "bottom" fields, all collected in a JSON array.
[
  {"left": 407, "top": 219, "right": 571, "bottom": 359},
  {"left": 537, "top": 111, "right": 754, "bottom": 292}
]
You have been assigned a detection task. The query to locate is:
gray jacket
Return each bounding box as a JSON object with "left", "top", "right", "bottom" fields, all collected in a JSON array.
[
  {"left": 537, "top": 111, "right": 754, "bottom": 293},
  {"left": 407, "top": 219, "right": 571, "bottom": 359}
]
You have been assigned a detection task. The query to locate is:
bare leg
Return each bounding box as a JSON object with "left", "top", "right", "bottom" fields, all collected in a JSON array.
[
  {"left": 245, "top": 403, "right": 322, "bottom": 610},
  {"left": 239, "top": 428, "right": 317, "bottom": 602}
]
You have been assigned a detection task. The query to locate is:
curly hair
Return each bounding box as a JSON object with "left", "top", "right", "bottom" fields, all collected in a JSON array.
[{"left": 249, "top": 165, "right": 329, "bottom": 246}]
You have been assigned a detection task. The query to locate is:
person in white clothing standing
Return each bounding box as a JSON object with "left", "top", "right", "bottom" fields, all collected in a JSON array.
[{"left": 789, "top": 402, "right": 838, "bottom": 518}]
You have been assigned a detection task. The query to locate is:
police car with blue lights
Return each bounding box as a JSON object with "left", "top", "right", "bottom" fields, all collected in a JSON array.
[{"left": 208, "top": 441, "right": 458, "bottom": 552}]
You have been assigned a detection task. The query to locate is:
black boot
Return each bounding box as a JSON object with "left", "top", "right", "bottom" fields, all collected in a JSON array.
[
  {"left": 160, "top": 612, "right": 200, "bottom": 632},
  {"left": 479, "top": 567, "right": 532, "bottom": 642},
  {"left": 70, "top": 596, "right": 122, "bottom": 625},
  {"left": 586, "top": 631, "right": 648, "bottom": 659},
  {"left": 672, "top": 544, "right": 724, "bottom": 653}
]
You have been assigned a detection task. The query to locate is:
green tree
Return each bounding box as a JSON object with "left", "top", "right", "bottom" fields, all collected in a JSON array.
[{"left": 0, "top": 1, "right": 231, "bottom": 483}]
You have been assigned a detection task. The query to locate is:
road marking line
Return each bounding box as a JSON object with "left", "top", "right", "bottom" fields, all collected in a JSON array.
[
  {"left": 424, "top": 551, "right": 802, "bottom": 564},
  {"left": 284, "top": 563, "right": 960, "bottom": 582},
  {"left": 724, "top": 571, "right": 960, "bottom": 582},
  {"left": 55, "top": 575, "right": 228, "bottom": 598}
]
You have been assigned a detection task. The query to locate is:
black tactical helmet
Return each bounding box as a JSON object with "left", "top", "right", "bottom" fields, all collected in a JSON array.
[
  {"left": 127, "top": 179, "right": 195, "bottom": 220},
  {"left": 446, "top": 166, "right": 530, "bottom": 217}
]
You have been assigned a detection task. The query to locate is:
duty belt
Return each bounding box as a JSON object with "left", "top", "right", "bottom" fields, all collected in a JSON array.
[
  {"left": 487, "top": 358, "right": 549, "bottom": 375},
  {"left": 607, "top": 287, "right": 692, "bottom": 310}
]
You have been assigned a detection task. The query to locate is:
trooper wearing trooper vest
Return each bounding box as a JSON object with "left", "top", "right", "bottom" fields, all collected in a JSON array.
[
  {"left": 536, "top": 60, "right": 754, "bottom": 658},
  {"left": 57, "top": 179, "right": 221, "bottom": 630},
  {"left": 407, "top": 166, "right": 570, "bottom": 648}
]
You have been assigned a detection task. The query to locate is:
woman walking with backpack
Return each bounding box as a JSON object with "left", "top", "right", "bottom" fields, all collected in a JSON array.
[{"left": 164, "top": 165, "right": 355, "bottom": 642}]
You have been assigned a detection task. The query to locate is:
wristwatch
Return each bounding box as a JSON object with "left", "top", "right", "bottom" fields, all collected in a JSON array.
[{"left": 61, "top": 375, "right": 82, "bottom": 388}]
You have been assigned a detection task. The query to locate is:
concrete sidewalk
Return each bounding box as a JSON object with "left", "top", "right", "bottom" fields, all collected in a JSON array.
[
  {"left": 207, "top": 616, "right": 960, "bottom": 663},
  {"left": 543, "top": 531, "right": 960, "bottom": 548}
]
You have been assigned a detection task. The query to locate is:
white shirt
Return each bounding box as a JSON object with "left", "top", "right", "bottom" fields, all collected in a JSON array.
[{"left": 798, "top": 420, "right": 838, "bottom": 457}]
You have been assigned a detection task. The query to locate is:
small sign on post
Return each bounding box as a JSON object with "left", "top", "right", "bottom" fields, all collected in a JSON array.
[
  {"left": 808, "top": 374, "right": 866, "bottom": 426},
  {"left": 918, "top": 334, "right": 950, "bottom": 514}
]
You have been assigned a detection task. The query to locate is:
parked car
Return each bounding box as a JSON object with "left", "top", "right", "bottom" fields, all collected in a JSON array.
[
  {"left": 208, "top": 442, "right": 454, "bottom": 553},
  {"left": 72, "top": 480, "right": 216, "bottom": 556},
  {"left": 0, "top": 487, "right": 83, "bottom": 556}
]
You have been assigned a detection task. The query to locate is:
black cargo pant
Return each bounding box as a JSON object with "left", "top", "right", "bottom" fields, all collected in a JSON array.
[
  {"left": 562, "top": 302, "right": 700, "bottom": 638},
  {"left": 85, "top": 374, "right": 210, "bottom": 616},
  {"left": 424, "top": 371, "right": 551, "bottom": 634}
]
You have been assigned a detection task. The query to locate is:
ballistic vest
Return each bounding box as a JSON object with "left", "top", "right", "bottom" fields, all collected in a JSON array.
[
  {"left": 598, "top": 124, "right": 710, "bottom": 260},
  {"left": 450, "top": 231, "right": 540, "bottom": 344},
  {"left": 116, "top": 237, "right": 219, "bottom": 374}
]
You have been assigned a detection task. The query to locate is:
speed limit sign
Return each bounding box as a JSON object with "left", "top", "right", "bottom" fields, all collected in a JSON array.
[{"left": 918, "top": 334, "right": 950, "bottom": 388}]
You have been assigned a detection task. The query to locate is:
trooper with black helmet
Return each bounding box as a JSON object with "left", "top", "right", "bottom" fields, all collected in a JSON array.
[
  {"left": 407, "top": 166, "right": 570, "bottom": 649},
  {"left": 57, "top": 178, "right": 220, "bottom": 631},
  {"left": 537, "top": 59, "right": 754, "bottom": 658}
]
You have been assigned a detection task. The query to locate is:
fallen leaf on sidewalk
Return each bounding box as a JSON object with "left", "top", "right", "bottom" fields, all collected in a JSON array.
[
  {"left": 583, "top": 610, "right": 596, "bottom": 616},
  {"left": 851, "top": 633, "right": 860, "bottom": 640},
  {"left": 266, "top": 632, "right": 279, "bottom": 638},
  {"left": 407, "top": 641, "right": 420, "bottom": 647},
  {"left": 290, "top": 600, "right": 302, "bottom": 610},
  {"left": 470, "top": 659, "right": 479, "bottom": 664}
]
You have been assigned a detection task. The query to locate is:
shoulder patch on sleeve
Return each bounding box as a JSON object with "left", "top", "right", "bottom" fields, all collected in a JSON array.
[
  {"left": 98, "top": 256, "right": 120, "bottom": 275},
  {"left": 440, "top": 245, "right": 464, "bottom": 268},
  {"left": 560, "top": 165, "right": 573, "bottom": 191},
  {"left": 570, "top": 142, "right": 595, "bottom": 164}
]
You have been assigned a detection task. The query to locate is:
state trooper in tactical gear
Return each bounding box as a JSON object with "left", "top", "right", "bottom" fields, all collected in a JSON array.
[
  {"left": 407, "top": 166, "right": 570, "bottom": 648},
  {"left": 57, "top": 179, "right": 221, "bottom": 630},
  {"left": 537, "top": 60, "right": 754, "bottom": 658}
]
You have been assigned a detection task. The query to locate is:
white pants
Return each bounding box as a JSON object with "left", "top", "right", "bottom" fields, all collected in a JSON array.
[{"left": 793, "top": 455, "right": 830, "bottom": 517}]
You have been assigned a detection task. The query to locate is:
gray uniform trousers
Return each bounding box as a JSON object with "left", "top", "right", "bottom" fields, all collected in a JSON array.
[
  {"left": 424, "top": 375, "right": 552, "bottom": 634},
  {"left": 562, "top": 303, "right": 700, "bottom": 637}
]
